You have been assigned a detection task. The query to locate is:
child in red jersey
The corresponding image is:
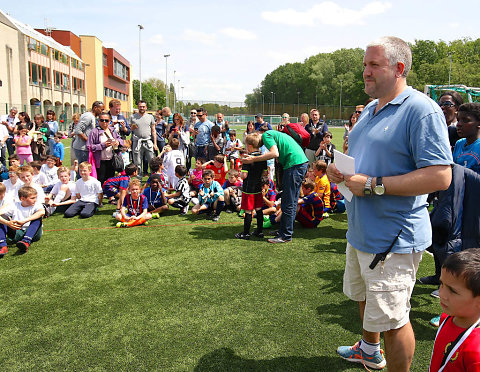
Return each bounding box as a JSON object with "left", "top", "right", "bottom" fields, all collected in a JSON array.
[{"left": 429, "top": 249, "right": 480, "bottom": 372}]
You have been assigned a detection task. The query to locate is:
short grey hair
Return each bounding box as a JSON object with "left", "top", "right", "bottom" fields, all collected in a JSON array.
[
  {"left": 9, "top": 107, "right": 18, "bottom": 113},
  {"left": 367, "top": 36, "right": 412, "bottom": 78}
]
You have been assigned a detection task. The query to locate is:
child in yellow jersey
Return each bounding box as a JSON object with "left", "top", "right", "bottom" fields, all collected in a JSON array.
[{"left": 313, "top": 160, "right": 331, "bottom": 216}]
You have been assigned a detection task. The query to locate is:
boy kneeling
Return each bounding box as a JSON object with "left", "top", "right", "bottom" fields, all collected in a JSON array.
[{"left": 0, "top": 185, "right": 45, "bottom": 256}]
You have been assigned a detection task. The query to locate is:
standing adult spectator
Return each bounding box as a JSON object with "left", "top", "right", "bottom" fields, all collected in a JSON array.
[
  {"left": 277, "top": 113, "right": 290, "bottom": 132},
  {"left": 186, "top": 109, "right": 199, "bottom": 169},
  {"left": 1, "top": 107, "right": 19, "bottom": 156},
  {"left": 108, "top": 99, "right": 130, "bottom": 139},
  {"left": 68, "top": 113, "right": 80, "bottom": 164},
  {"left": 45, "top": 110, "right": 59, "bottom": 155},
  {"left": 130, "top": 101, "right": 157, "bottom": 177},
  {"left": 215, "top": 112, "right": 228, "bottom": 141},
  {"left": 168, "top": 113, "right": 190, "bottom": 159},
  {"left": 162, "top": 106, "right": 174, "bottom": 127},
  {"left": 87, "top": 112, "right": 123, "bottom": 185},
  {"left": 299, "top": 113, "right": 309, "bottom": 127},
  {"left": 305, "top": 109, "right": 328, "bottom": 164},
  {"left": 438, "top": 90, "right": 464, "bottom": 149},
  {"left": 242, "top": 130, "right": 308, "bottom": 243},
  {"left": 328, "top": 36, "right": 452, "bottom": 371},
  {"left": 17, "top": 112, "right": 33, "bottom": 130},
  {"left": 193, "top": 107, "right": 213, "bottom": 160},
  {"left": 254, "top": 113, "right": 273, "bottom": 131},
  {"left": 73, "top": 101, "right": 105, "bottom": 164}
]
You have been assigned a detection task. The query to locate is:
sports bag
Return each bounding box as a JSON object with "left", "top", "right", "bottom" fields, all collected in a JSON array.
[{"left": 282, "top": 123, "right": 310, "bottom": 149}]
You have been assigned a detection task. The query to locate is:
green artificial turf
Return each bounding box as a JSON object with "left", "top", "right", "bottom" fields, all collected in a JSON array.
[{"left": 0, "top": 129, "right": 443, "bottom": 371}]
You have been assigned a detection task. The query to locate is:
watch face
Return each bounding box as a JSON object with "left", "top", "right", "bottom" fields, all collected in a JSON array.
[{"left": 374, "top": 185, "right": 385, "bottom": 195}]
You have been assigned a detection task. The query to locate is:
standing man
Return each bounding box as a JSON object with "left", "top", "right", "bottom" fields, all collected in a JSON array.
[
  {"left": 108, "top": 99, "right": 131, "bottom": 139},
  {"left": 193, "top": 107, "right": 213, "bottom": 160},
  {"left": 215, "top": 112, "right": 228, "bottom": 140},
  {"left": 328, "top": 36, "right": 452, "bottom": 371},
  {"left": 254, "top": 113, "right": 273, "bottom": 131},
  {"left": 305, "top": 109, "right": 328, "bottom": 164},
  {"left": 1, "top": 107, "right": 19, "bottom": 156},
  {"left": 186, "top": 109, "right": 199, "bottom": 169},
  {"left": 242, "top": 130, "right": 307, "bottom": 243},
  {"left": 73, "top": 101, "right": 105, "bottom": 164},
  {"left": 130, "top": 101, "right": 157, "bottom": 177}
]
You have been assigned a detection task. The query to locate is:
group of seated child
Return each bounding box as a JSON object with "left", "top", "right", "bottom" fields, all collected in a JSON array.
[{"left": 0, "top": 130, "right": 345, "bottom": 255}]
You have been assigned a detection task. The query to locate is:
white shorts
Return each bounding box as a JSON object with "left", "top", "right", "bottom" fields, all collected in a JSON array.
[{"left": 343, "top": 242, "right": 423, "bottom": 333}]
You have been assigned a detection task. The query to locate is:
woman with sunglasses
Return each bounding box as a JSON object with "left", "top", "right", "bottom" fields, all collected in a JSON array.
[
  {"left": 168, "top": 113, "right": 190, "bottom": 160},
  {"left": 277, "top": 113, "right": 290, "bottom": 132},
  {"left": 438, "top": 90, "right": 464, "bottom": 149},
  {"left": 87, "top": 112, "right": 123, "bottom": 185}
]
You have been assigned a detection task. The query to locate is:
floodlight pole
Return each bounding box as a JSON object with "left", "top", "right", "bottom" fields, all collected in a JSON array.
[
  {"left": 138, "top": 25, "right": 144, "bottom": 100},
  {"left": 448, "top": 54, "right": 452, "bottom": 86},
  {"left": 164, "top": 54, "right": 170, "bottom": 107}
]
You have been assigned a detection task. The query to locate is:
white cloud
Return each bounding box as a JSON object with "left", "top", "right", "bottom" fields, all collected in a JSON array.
[
  {"left": 148, "top": 34, "right": 164, "bottom": 45},
  {"left": 182, "top": 29, "right": 217, "bottom": 46},
  {"left": 262, "top": 1, "right": 392, "bottom": 27},
  {"left": 220, "top": 27, "right": 256, "bottom": 40}
]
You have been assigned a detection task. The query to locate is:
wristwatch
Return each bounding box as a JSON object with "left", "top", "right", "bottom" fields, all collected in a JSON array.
[
  {"left": 373, "top": 177, "right": 385, "bottom": 196},
  {"left": 364, "top": 177, "right": 373, "bottom": 196}
]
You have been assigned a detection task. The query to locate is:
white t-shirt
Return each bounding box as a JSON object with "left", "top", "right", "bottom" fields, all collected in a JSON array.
[
  {"left": 76, "top": 177, "right": 102, "bottom": 204},
  {"left": 4, "top": 178, "right": 24, "bottom": 203},
  {"left": 25, "top": 183, "right": 46, "bottom": 204},
  {"left": 3, "top": 201, "right": 43, "bottom": 229},
  {"left": 40, "top": 164, "right": 59, "bottom": 186},
  {"left": 163, "top": 149, "right": 185, "bottom": 188},
  {"left": 33, "top": 172, "right": 48, "bottom": 187},
  {"left": 51, "top": 181, "right": 76, "bottom": 198},
  {"left": 0, "top": 124, "right": 9, "bottom": 146}
]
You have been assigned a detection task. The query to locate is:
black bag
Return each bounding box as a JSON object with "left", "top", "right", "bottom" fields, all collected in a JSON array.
[{"left": 112, "top": 150, "right": 124, "bottom": 173}]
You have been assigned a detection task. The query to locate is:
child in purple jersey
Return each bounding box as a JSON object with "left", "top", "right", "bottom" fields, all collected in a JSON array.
[
  {"left": 115, "top": 179, "right": 152, "bottom": 228},
  {"left": 296, "top": 179, "right": 324, "bottom": 228},
  {"left": 103, "top": 163, "right": 138, "bottom": 212}
]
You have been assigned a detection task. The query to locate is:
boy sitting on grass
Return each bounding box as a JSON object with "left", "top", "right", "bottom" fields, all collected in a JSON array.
[
  {"left": 191, "top": 169, "right": 225, "bottom": 221},
  {"left": 204, "top": 154, "right": 228, "bottom": 186},
  {"left": 30, "top": 161, "right": 48, "bottom": 188},
  {"left": 429, "top": 249, "right": 480, "bottom": 371},
  {"left": 103, "top": 163, "right": 138, "bottom": 213},
  {"left": 143, "top": 174, "right": 168, "bottom": 217},
  {"left": 313, "top": 160, "right": 331, "bottom": 217},
  {"left": 235, "top": 133, "right": 267, "bottom": 240},
  {"left": 296, "top": 179, "right": 324, "bottom": 228},
  {"left": 0, "top": 185, "right": 45, "bottom": 256},
  {"left": 4, "top": 165, "right": 23, "bottom": 202},
  {"left": 162, "top": 138, "right": 185, "bottom": 188},
  {"left": 115, "top": 179, "right": 152, "bottom": 228},
  {"left": 223, "top": 169, "right": 242, "bottom": 213},
  {"left": 17, "top": 165, "right": 46, "bottom": 204},
  {"left": 166, "top": 165, "right": 191, "bottom": 215},
  {"left": 64, "top": 162, "right": 103, "bottom": 219},
  {"left": 45, "top": 166, "right": 77, "bottom": 215},
  {"left": 40, "top": 155, "right": 59, "bottom": 193}
]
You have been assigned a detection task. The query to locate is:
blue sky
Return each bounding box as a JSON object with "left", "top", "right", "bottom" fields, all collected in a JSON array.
[{"left": 3, "top": 0, "right": 480, "bottom": 102}]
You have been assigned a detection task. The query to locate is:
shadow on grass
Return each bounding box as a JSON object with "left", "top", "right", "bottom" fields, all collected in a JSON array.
[{"left": 194, "top": 347, "right": 351, "bottom": 372}]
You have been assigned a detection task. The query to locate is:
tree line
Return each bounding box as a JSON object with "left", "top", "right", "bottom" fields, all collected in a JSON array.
[{"left": 245, "top": 38, "right": 480, "bottom": 110}]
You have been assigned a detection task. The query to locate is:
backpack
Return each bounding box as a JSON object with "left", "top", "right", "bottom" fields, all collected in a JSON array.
[{"left": 282, "top": 123, "right": 310, "bottom": 149}]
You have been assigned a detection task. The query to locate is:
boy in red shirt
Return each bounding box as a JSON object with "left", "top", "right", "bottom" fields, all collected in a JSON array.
[
  {"left": 429, "top": 249, "right": 480, "bottom": 372},
  {"left": 203, "top": 154, "right": 228, "bottom": 186}
]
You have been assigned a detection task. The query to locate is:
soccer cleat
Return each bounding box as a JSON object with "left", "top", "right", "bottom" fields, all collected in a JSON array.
[
  {"left": 0, "top": 246, "right": 7, "bottom": 257},
  {"left": 431, "top": 289, "right": 440, "bottom": 298},
  {"left": 323, "top": 212, "right": 330, "bottom": 218},
  {"left": 212, "top": 215, "right": 220, "bottom": 222},
  {"left": 116, "top": 222, "right": 127, "bottom": 228},
  {"left": 181, "top": 205, "right": 189, "bottom": 215},
  {"left": 16, "top": 241, "right": 30, "bottom": 253},
  {"left": 268, "top": 237, "right": 292, "bottom": 244},
  {"left": 144, "top": 221, "right": 149, "bottom": 226},
  {"left": 430, "top": 315, "right": 441, "bottom": 327},
  {"left": 251, "top": 230, "right": 264, "bottom": 238},
  {"left": 235, "top": 232, "right": 250, "bottom": 240},
  {"left": 337, "top": 341, "right": 386, "bottom": 370},
  {"left": 238, "top": 209, "right": 245, "bottom": 218},
  {"left": 151, "top": 213, "right": 160, "bottom": 219}
]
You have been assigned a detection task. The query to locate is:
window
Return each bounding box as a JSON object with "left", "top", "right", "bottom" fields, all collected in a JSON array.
[
  {"left": 41, "top": 66, "right": 50, "bottom": 87},
  {"left": 54, "top": 70, "right": 61, "bottom": 89},
  {"left": 54, "top": 49, "right": 60, "bottom": 61},
  {"left": 103, "top": 54, "right": 108, "bottom": 66},
  {"left": 29, "top": 62, "right": 39, "bottom": 85},
  {"left": 62, "top": 73, "right": 70, "bottom": 90},
  {"left": 40, "top": 43, "right": 49, "bottom": 56},
  {"left": 113, "top": 58, "right": 128, "bottom": 80}
]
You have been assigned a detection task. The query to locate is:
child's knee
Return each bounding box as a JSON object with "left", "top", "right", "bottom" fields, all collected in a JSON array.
[
  {"left": 145, "top": 213, "right": 152, "bottom": 220},
  {"left": 218, "top": 195, "right": 224, "bottom": 202}
]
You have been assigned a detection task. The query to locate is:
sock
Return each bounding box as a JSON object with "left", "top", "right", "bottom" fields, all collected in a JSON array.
[
  {"left": 359, "top": 339, "right": 380, "bottom": 355},
  {"left": 54, "top": 191, "right": 66, "bottom": 204},
  {"left": 126, "top": 217, "right": 147, "bottom": 227},
  {"left": 215, "top": 201, "right": 225, "bottom": 216},
  {"left": 244, "top": 213, "right": 252, "bottom": 234},
  {"left": 255, "top": 209, "right": 263, "bottom": 233}
]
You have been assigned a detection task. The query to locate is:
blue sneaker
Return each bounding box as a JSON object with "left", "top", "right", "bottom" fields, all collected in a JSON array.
[
  {"left": 430, "top": 315, "right": 441, "bottom": 327},
  {"left": 337, "top": 341, "right": 386, "bottom": 370}
]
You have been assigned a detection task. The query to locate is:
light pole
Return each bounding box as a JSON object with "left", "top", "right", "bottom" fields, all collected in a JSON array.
[
  {"left": 177, "top": 79, "right": 180, "bottom": 112},
  {"left": 270, "top": 91, "right": 274, "bottom": 115},
  {"left": 164, "top": 54, "right": 170, "bottom": 107},
  {"left": 262, "top": 94, "right": 264, "bottom": 113},
  {"left": 173, "top": 70, "right": 176, "bottom": 112},
  {"left": 339, "top": 79, "right": 343, "bottom": 120},
  {"left": 138, "top": 25, "right": 144, "bottom": 100},
  {"left": 448, "top": 54, "right": 452, "bottom": 86},
  {"left": 297, "top": 91, "right": 300, "bottom": 117}
]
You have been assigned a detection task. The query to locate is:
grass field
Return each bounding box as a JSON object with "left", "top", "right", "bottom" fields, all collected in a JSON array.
[{"left": 0, "top": 128, "right": 443, "bottom": 371}]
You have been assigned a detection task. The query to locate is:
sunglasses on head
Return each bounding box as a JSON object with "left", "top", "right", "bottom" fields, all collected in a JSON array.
[
  {"left": 99, "top": 119, "right": 110, "bottom": 123},
  {"left": 438, "top": 101, "right": 456, "bottom": 108}
]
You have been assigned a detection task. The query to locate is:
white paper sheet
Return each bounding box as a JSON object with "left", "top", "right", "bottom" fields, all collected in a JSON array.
[{"left": 333, "top": 149, "right": 355, "bottom": 202}]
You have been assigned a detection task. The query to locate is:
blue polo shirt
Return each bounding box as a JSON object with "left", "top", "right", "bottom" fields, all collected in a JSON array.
[{"left": 346, "top": 87, "right": 453, "bottom": 254}]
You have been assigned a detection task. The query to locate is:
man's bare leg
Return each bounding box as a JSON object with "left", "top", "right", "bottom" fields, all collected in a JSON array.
[{"left": 383, "top": 321, "right": 415, "bottom": 372}]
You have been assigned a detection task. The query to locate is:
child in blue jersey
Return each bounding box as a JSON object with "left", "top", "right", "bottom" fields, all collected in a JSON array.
[
  {"left": 166, "top": 165, "right": 191, "bottom": 215},
  {"left": 296, "top": 179, "right": 324, "bottom": 228},
  {"left": 191, "top": 169, "right": 225, "bottom": 221},
  {"left": 103, "top": 163, "right": 138, "bottom": 212},
  {"left": 223, "top": 169, "right": 242, "bottom": 213},
  {"left": 115, "top": 179, "right": 152, "bottom": 228},
  {"left": 53, "top": 133, "right": 65, "bottom": 163},
  {"left": 143, "top": 174, "right": 168, "bottom": 217},
  {"left": 453, "top": 103, "right": 480, "bottom": 173}
]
